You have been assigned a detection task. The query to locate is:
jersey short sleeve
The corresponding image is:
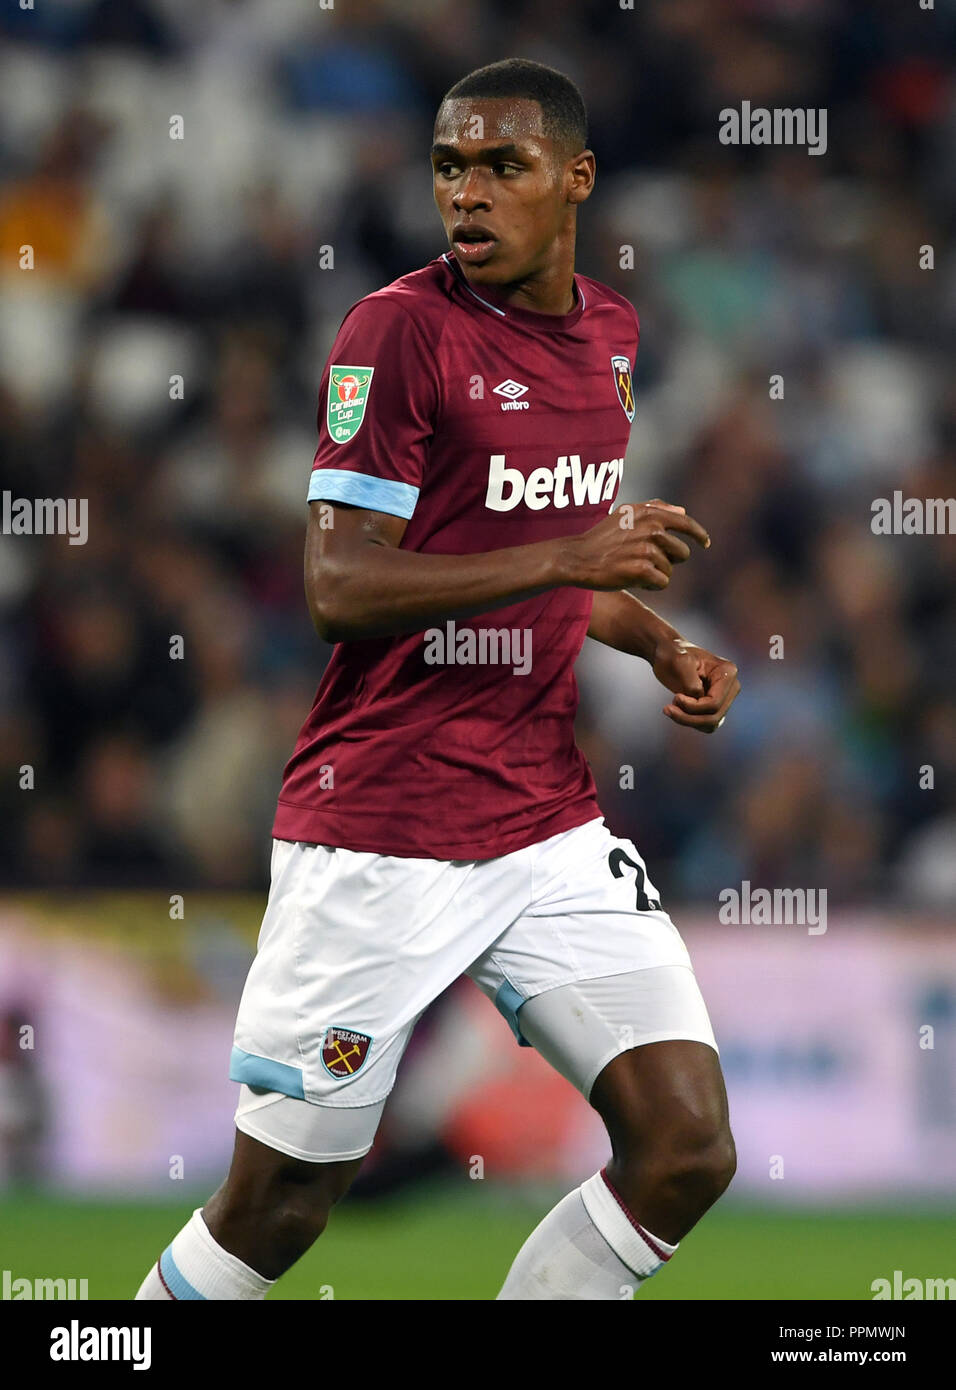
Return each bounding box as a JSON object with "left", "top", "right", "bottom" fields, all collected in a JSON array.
[{"left": 307, "top": 295, "right": 440, "bottom": 521}]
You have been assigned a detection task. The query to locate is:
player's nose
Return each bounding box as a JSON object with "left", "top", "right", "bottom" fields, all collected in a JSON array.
[{"left": 452, "top": 169, "right": 492, "bottom": 212}]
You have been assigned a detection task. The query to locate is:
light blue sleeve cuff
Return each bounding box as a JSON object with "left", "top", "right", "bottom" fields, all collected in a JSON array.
[{"left": 307, "top": 468, "right": 419, "bottom": 519}]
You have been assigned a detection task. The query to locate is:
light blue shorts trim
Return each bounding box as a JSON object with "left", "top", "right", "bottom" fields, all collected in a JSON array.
[{"left": 229, "top": 1046, "right": 305, "bottom": 1100}]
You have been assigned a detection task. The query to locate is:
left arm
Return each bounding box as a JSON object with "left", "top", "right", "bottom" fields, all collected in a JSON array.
[
  {"left": 587, "top": 589, "right": 741, "bottom": 733},
  {"left": 587, "top": 588, "right": 678, "bottom": 661}
]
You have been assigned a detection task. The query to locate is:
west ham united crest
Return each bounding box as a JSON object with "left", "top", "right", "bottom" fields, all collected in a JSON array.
[
  {"left": 611, "top": 354, "right": 635, "bottom": 422},
  {"left": 321, "top": 1026, "right": 372, "bottom": 1078}
]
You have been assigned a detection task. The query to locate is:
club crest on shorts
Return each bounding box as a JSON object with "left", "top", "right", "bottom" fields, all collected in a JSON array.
[
  {"left": 327, "top": 366, "right": 374, "bottom": 444},
  {"left": 321, "top": 1026, "right": 372, "bottom": 1078},
  {"left": 611, "top": 354, "right": 635, "bottom": 422}
]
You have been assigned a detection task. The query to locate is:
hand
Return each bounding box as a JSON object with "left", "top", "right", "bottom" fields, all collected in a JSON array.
[
  {"left": 560, "top": 500, "right": 709, "bottom": 592},
  {"left": 652, "top": 638, "right": 740, "bottom": 733}
]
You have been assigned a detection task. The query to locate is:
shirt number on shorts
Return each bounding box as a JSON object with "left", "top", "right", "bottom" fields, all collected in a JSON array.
[{"left": 608, "top": 848, "right": 662, "bottom": 914}]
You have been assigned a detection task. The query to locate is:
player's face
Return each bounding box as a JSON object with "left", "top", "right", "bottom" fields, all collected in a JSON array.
[{"left": 431, "top": 98, "right": 586, "bottom": 287}]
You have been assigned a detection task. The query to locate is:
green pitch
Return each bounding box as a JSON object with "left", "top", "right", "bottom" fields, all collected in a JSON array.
[{"left": 2, "top": 1186, "right": 953, "bottom": 1300}]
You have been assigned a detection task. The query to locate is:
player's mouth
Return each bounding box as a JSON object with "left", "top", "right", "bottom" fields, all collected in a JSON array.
[{"left": 452, "top": 223, "right": 498, "bottom": 264}]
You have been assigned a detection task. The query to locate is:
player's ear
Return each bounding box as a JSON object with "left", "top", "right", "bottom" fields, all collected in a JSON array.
[{"left": 566, "top": 150, "right": 595, "bottom": 205}]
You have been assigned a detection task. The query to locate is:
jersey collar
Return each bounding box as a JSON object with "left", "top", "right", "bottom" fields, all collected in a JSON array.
[{"left": 440, "top": 252, "right": 586, "bottom": 331}]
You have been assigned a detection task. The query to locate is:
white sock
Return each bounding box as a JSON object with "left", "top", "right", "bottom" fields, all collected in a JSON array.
[
  {"left": 497, "top": 1168, "right": 678, "bottom": 1300},
  {"left": 134, "top": 1208, "right": 275, "bottom": 1300}
]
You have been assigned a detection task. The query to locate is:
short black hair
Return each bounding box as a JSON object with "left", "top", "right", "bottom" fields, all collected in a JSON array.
[{"left": 438, "top": 58, "right": 588, "bottom": 156}]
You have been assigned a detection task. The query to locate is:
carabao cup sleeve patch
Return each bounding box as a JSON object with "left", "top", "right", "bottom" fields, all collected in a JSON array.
[
  {"left": 308, "top": 296, "right": 441, "bottom": 518},
  {"left": 327, "top": 366, "right": 375, "bottom": 444}
]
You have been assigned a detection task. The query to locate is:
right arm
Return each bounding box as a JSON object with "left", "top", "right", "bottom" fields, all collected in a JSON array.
[{"left": 305, "top": 499, "right": 710, "bottom": 643}]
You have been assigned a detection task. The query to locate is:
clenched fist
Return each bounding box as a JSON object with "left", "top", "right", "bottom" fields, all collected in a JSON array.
[{"left": 559, "top": 500, "right": 710, "bottom": 592}]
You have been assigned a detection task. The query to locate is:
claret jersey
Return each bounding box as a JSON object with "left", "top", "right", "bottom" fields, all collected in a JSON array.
[{"left": 273, "top": 252, "right": 640, "bottom": 859}]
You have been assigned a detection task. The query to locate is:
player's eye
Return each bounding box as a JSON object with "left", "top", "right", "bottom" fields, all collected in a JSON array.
[
  {"left": 493, "top": 163, "right": 521, "bottom": 176},
  {"left": 436, "top": 162, "right": 461, "bottom": 179}
]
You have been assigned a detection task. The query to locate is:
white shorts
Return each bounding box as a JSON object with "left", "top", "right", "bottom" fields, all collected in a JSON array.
[{"left": 231, "top": 816, "right": 717, "bottom": 1161}]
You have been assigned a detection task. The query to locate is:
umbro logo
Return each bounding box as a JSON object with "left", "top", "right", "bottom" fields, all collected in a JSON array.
[{"left": 493, "top": 379, "right": 530, "bottom": 411}]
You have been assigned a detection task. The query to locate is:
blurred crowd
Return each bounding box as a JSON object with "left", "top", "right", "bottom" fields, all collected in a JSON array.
[{"left": 0, "top": 0, "right": 953, "bottom": 904}]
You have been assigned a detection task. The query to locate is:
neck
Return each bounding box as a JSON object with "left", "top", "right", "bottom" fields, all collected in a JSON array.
[
  {"left": 500, "top": 262, "right": 577, "bottom": 315},
  {"left": 462, "top": 222, "right": 578, "bottom": 316}
]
